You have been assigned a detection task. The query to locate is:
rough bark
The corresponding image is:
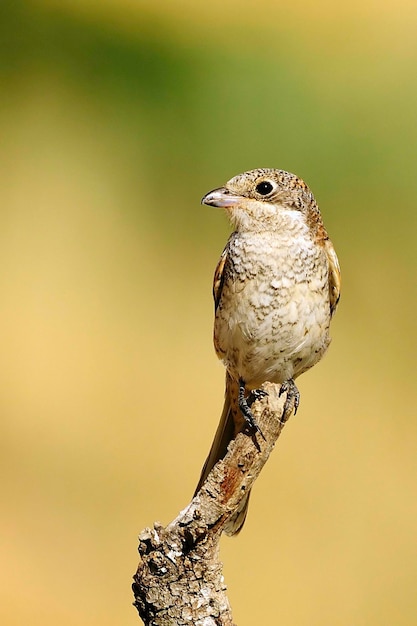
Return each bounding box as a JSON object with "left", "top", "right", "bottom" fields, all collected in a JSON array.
[{"left": 132, "top": 381, "right": 292, "bottom": 625}]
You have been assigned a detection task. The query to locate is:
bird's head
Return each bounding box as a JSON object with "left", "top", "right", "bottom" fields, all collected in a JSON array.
[{"left": 202, "top": 168, "right": 325, "bottom": 237}]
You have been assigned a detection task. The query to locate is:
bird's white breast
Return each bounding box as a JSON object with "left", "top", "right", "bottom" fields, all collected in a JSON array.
[{"left": 214, "top": 226, "right": 331, "bottom": 388}]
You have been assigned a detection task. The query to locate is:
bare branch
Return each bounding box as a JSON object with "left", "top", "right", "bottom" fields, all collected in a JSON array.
[{"left": 132, "top": 382, "right": 292, "bottom": 625}]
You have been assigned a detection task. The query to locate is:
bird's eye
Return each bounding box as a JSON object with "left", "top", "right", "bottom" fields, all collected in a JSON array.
[{"left": 255, "top": 181, "right": 274, "bottom": 196}]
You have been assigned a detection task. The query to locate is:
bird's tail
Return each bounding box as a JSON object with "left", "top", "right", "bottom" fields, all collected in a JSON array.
[{"left": 194, "top": 373, "right": 251, "bottom": 535}]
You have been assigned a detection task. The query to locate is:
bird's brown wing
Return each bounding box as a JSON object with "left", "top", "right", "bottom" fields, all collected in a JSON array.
[
  {"left": 324, "top": 239, "right": 341, "bottom": 317},
  {"left": 213, "top": 245, "right": 228, "bottom": 312}
]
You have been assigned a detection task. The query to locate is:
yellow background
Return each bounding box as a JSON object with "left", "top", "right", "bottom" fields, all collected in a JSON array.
[{"left": 1, "top": 1, "right": 416, "bottom": 624}]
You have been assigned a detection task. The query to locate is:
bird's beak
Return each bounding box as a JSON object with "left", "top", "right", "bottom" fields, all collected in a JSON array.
[{"left": 201, "top": 187, "right": 242, "bottom": 208}]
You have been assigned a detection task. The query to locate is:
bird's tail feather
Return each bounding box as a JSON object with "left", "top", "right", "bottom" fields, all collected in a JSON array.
[{"left": 194, "top": 373, "right": 251, "bottom": 535}]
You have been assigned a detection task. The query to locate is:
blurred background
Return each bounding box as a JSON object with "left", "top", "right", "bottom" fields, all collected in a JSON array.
[{"left": 1, "top": 1, "right": 416, "bottom": 624}]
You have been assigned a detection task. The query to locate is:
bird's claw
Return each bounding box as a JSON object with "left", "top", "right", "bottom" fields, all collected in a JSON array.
[
  {"left": 247, "top": 388, "right": 268, "bottom": 407},
  {"left": 238, "top": 379, "right": 266, "bottom": 441},
  {"left": 279, "top": 378, "right": 300, "bottom": 418}
]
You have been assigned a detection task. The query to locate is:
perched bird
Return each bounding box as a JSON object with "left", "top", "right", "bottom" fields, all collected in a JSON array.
[{"left": 194, "top": 168, "right": 341, "bottom": 535}]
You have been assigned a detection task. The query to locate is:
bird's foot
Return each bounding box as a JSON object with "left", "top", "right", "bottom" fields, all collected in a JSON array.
[
  {"left": 247, "top": 388, "right": 269, "bottom": 407},
  {"left": 279, "top": 378, "right": 300, "bottom": 419},
  {"left": 238, "top": 379, "right": 266, "bottom": 440}
]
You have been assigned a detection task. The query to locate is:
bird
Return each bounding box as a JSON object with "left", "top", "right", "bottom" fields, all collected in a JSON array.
[{"left": 194, "top": 168, "right": 341, "bottom": 535}]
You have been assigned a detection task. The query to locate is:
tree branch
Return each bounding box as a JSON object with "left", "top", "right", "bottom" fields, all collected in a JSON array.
[{"left": 132, "top": 382, "right": 292, "bottom": 625}]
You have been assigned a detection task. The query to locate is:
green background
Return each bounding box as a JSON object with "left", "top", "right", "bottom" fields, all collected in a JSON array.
[{"left": 1, "top": 1, "right": 416, "bottom": 624}]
